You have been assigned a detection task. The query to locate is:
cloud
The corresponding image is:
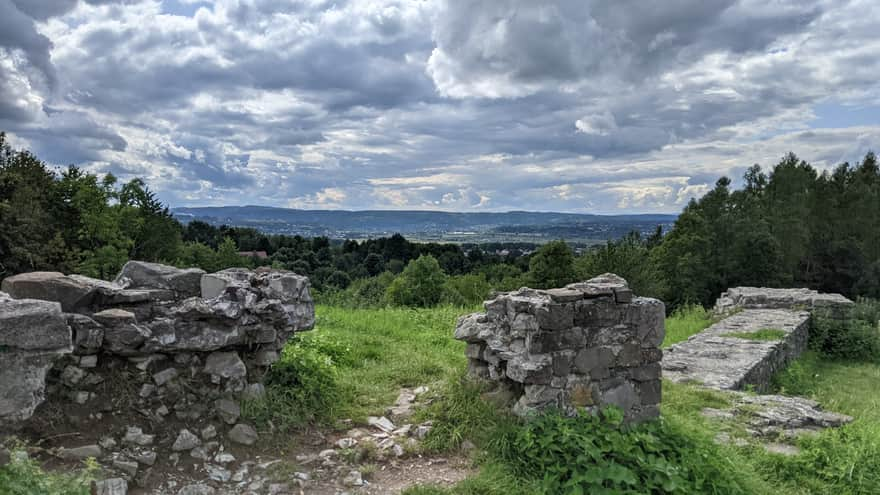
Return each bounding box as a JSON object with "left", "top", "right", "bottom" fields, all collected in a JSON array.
[{"left": 1, "top": 0, "right": 879, "bottom": 213}]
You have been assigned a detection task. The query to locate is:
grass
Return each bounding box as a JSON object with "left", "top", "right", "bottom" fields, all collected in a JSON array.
[
  {"left": 761, "top": 352, "right": 880, "bottom": 494},
  {"left": 721, "top": 328, "right": 787, "bottom": 341},
  {"left": 243, "top": 304, "right": 471, "bottom": 429},
  {"left": 320, "top": 304, "right": 470, "bottom": 421},
  {"left": 663, "top": 304, "right": 714, "bottom": 347},
  {"left": 241, "top": 302, "right": 880, "bottom": 494}
]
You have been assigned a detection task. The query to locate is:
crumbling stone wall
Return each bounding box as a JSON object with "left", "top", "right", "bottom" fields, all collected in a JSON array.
[
  {"left": 454, "top": 274, "right": 665, "bottom": 423},
  {"left": 0, "top": 261, "right": 315, "bottom": 430},
  {"left": 714, "top": 286, "right": 853, "bottom": 317}
]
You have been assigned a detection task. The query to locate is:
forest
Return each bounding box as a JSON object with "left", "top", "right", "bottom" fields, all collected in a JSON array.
[{"left": 2, "top": 131, "right": 880, "bottom": 310}]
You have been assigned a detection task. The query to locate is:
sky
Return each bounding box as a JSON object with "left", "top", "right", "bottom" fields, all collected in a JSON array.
[{"left": 1, "top": 0, "right": 879, "bottom": 214}]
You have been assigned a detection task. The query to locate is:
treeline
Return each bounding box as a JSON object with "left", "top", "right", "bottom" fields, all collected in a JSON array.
[{"left": 2, "top": 131, "right": 878, "bottom": 309}]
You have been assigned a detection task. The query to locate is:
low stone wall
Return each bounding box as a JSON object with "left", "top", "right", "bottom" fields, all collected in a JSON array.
[
  {"left": 454, "top": 274, "right": 665, "bottom": 423},
  {"left": 665, "top": 287, "right": 854, "bottom": 393},
  {"left": 662, "top": 309, "right": 810, "bottom": 392},
  {"left": 714, "top": 286, "right": 853, "bottom": 317},
  {"left": 0, "top": 261, "right": 315, "bottom": 431}
]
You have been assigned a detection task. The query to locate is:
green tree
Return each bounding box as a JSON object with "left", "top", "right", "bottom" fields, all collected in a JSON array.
[
  {"left": 215, "top": 237, "right": 249, "bottom": 270},
  {"left": 386, "top": 255, "right": 447, "bottom": 307},
  {"left": 576, "top": 232, "right": 664, "bottom": 298},
  {"left": 527, "top": 240, "right": 576, "bottom": 289},
  {"left": 363, "top": 253, "right": 385, "bottom": 276}
]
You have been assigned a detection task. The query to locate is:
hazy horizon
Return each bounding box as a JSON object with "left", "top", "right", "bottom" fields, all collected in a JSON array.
[{"left": 2, "top": 0, "right": 879, "bottom": 214}]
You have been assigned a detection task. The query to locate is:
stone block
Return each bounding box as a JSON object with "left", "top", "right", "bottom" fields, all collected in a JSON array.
[
  {"left": 637, "top": 380, "right": 662, "bottom": 405},
  {"left": 116, "top": 261, "right": 205, "bottom": 297},
  {"left": 573, "top": 346, "right": 614, "bottom": 374},
  {"left": 535, "top": 303, "right": 574, "bottom": 331},
  {"left": 0, "top": 350, "right": 64, "bottom": 424},
  {"left": 1, "top": 272, "right": 95, "bottom": 312},
  {"left": 0, "top": 295, "right": 71, "bottom": 350},
  {"left": 204, "top": 351, "right": 247, "bottom": 379}
]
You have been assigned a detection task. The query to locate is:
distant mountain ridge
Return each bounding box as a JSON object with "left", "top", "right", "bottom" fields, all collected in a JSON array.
[{"left": 172, "top": 205, "right": 677, "bottom": 242}]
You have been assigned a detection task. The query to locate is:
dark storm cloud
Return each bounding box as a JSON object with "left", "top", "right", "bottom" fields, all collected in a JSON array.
[{"left": 0, "top": 0, "right": 878, "bottom": 212}]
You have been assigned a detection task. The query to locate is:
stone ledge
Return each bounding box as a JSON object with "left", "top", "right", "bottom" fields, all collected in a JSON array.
[{"left": 662, "top": 309, "right": 809, "bottom": 392}]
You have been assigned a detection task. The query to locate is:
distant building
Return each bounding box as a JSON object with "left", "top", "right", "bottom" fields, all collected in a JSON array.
[{"left": 238, "top": 251, "right": 269, "bottom": 259}]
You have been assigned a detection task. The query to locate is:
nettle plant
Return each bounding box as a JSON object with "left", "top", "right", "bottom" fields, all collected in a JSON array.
[{"left": 490, "top": 408, "right": 751, "bottom": 495}]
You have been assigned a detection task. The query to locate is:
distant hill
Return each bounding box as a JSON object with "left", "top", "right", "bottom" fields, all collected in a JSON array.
[{"left": 172, "top": 205, "right": 677, "bottom": 243}]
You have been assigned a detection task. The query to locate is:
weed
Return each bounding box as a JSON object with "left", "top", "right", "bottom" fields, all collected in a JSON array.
[
  {"left": 0, "top": 445, "right": 98, "bottom": 495},
  {"left": 721, "top": 328, "right": 787, "bottom": 341},
  {"left": 360, "top": 462, "right": 379, "bottom": 479},
  {"left": 663, "top": 304, "right": 713, "bottom": 347}
]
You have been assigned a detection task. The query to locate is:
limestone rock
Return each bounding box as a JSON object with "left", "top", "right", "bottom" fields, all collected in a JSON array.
[
  {"left": 1, "top": 271, "right": 94, "bottom": 312},
  {"left": 204, "top": 351, "right": 247, "bottom": 379},
  {"left": 215, "top": 398, "right": 241, "bottom": 424},
  {"left": 58, "top": 444, "right": 102, "bottom": 460},
  {"left": 123, "top": 426, "right": 155, "bottom": 446},
  {"left": 0, "top": 295, "right": 71, "bottom": 350},
  {"left": 0, "top": 294, "right": 72, "bottom": 425},
  {"left": 228, "top": 423, "right": 258, "bottom": 445},
  {"left": 116, "top": 261, "right": 205, "bottom": 298},
  {"left": 172, "top": 429, "right": 201, "bottom": 451},
  {"left": 94, "top": 478, "right": 128, "bottom": 495}
]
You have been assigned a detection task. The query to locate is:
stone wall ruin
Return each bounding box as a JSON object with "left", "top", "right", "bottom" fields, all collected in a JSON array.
[
  {"left": 454, "top": 274, "right": 665, "bottom": 423},
  {"left": 0, "top": 261, "right": 314, "bottom": 439}
]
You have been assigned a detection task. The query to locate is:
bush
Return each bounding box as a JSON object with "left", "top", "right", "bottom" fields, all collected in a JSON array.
[
  {"left": 491, "top": 409, "right": 760, "bottom": 495},
  {"left": 347, "top": 272, "right": 396, "bottom": 307},
  {"left": 244, "top": 335, "right": 344, "bottom": 428},
  {"left": 527, "top": 240, "right": 576, "bottom": 289},
  {"left": 810, "top": 299, "right": 880, "bottom": 360},
  {"left": 441, "top": 274, "right": 492, "bottom": 307},
  {"left": 386, "top": 255, "right": 447, "bottom": 307},
  {"left": 0, "top": 446, "right": 97, "bottom": 495}
]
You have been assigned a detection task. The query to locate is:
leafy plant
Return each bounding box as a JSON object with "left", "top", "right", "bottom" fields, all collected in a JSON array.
[
  {"left": 0, "top": 446, "right": 97, "bottom": 495},
  {"left": 243, "top": 335, "right": 343, "bottom": 428}
]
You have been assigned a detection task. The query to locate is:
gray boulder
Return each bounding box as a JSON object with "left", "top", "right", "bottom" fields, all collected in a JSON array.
[
  {"left": 228, "top": 423, "right": 258, "bottom": 445},
  {"left": 1, "top": 271, "right": 94, "bottom": 312},
  {"left": 0, "top": 294, "right": 71, "bottom": 350},
  {"left": 115, "top": 261, "right": 205, "bottom": 298},
  {"left": 0, "top": 350, "right": 66, "bottom": 424},
  {"left": 0, "top": 293, "right": 72, "bottom": 425}
]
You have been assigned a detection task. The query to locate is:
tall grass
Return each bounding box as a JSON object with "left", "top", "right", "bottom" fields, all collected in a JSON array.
[
  {"left": 663, "top": 304, "right": 713, "bottom": 347},
  {"left": 243, "top": 304, "right": 470, "bottom": 429}
]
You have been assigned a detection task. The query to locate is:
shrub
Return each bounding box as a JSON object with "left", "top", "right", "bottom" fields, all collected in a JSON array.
[
  {"left": 0, "top": 446, "right": 97, "bottom": 495},
  {"left": 386, "top": 255, "right": 447, "bottom": 307},
  {"left": 441, "top": 274, "right": 492, "bottom": 307},
  {"left": 527, "top": 240, "right": 576, "bottom": 289},
  {"left": 810, "top": 299, "right": 880, "bottom": 360},
  {"left": 244, "top": 335, "right": 344, "bottom": 428},
  {"left": 491, "top": 409, "right": 760, "bottom": 495},
  {"left": 348, "top": 272, "right": 396, "bottom": 307}
]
